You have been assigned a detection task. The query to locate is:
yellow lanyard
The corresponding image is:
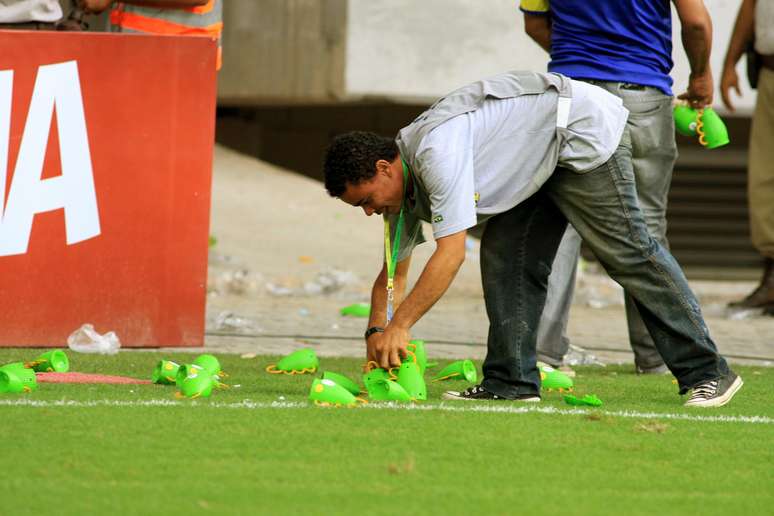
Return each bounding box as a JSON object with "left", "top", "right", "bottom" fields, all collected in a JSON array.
[{"left": 383, "top": 160, "right": 409, "bottom": 322}]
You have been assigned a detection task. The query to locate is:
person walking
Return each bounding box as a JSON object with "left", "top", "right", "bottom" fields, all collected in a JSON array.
[
  {"left": 520, "top": 0, "right": 715, "bottom": 374},
  {"left": 721, "top": 0, "right": 774, "bottom": 313}
]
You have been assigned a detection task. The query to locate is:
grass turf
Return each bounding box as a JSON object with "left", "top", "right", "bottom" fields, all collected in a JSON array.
[{"left": 1, "top": 349, "right": 772, "bottom": 515}]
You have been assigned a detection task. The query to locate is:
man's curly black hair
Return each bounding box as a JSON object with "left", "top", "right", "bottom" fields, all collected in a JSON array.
[{"left": 323, "top": 131, "right": 399, "bottom": 197}]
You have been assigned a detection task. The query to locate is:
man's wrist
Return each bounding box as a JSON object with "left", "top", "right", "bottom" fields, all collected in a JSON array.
[{"left": 364, "top": 326, "right": 384, "bottom": 340}]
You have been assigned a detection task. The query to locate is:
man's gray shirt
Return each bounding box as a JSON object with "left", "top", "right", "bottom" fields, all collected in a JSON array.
[{"left": 389, "top": 70, "right": 628, "bottom": 260}]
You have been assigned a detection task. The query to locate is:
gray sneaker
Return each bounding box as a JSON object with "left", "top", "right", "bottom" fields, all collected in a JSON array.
[{"left": 684, "top": 372, "right": 743, "bottom": 408}]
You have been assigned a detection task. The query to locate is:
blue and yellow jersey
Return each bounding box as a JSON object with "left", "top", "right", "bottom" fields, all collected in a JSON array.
[
  {"left": 519, "top": 0, "right": 549, "bottom": 15},
  {"left": 518, "top": 0, "right": 674, "bottom": 95}
]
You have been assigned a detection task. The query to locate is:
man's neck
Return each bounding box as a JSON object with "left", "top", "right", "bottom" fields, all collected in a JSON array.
[{"left": 398, "top": 156, "right": 414, "bottom": 200}]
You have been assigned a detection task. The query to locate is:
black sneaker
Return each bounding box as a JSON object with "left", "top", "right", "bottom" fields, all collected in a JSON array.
[
  {"left": 442, "top": 384, "right": 540, "bottom": 402},
  {"left": 684, "top": 372, "right": 743, "bottom": 408}
]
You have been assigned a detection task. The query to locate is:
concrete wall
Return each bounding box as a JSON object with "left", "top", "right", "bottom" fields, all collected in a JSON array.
[
  {"left": 218, "top": 0, "right": 347, "bottom": 105},
  {"left": 218, "top": 0, "right": 758, "bottom": 114}
]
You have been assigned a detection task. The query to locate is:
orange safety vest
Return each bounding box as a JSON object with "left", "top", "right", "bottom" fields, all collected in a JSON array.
[{"left": 110, "top": 0, "right": 223, "bottom": 70}]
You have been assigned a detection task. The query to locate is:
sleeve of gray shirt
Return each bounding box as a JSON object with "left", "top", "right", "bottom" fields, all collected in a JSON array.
[{"left": 414, "top": 118, "right": 479, "bottom": 240}]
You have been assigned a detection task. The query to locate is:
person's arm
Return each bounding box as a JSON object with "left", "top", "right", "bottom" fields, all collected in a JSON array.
[
  {"left": 720, "top": 0, "right": 756, "bottom": 111},
  {"left": 673, "top": 0, "right": 714, "bottom": 107},
  {"left": 79, "top": 0, "right": 208, "bottom": 13},
  {"left": 369, "top": 230, "right": 467, "bottom": 369},
  {"left": 523, "top": 13, "right": 551, "bottom": 52}
]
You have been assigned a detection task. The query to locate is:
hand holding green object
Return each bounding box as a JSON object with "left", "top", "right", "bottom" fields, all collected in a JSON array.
[
  {"left": 266, "top": 348, "right": 319, "bottom": 375},
  {"left": 432, "top": 360, "right": 477, "bottom": 383},
  {"left": 26, "top": 350, "right": 69, "bottom": 373},
  {"left": 339, "top": 303, "right": 370, "bottom": 317},
  {"left": 564, "top": 394, "right": 603, "bottom": 407},
  {"left": 673, "top": 105, "right": 729, "bottom": 149}
]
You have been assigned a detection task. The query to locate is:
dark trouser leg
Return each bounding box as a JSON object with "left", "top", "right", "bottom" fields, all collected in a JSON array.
[
  {"left": 480, "top": 191, "right": 567, "bottom": 398},
  {"left": 545, "top": 134, "right": 729, "bottom": 393}
]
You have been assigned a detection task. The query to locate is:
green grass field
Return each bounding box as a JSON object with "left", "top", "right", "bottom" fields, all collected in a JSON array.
[{"left": 1, "top": 349, "right": 772, "bottom": 516}]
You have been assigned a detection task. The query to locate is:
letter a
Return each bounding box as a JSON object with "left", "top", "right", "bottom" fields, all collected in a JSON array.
[{"left": 0, "top": 60, "right": 100, "bottom": 257}]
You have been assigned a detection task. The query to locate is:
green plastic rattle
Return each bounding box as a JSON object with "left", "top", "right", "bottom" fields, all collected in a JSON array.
[
  {"left": 309, "top": 378, "right": 366, "bottom": 407},
  {"left": 266, "top": 348, "right": 319, "bottom": 375},
  {"left": 193, "top": 354, "right": 224, "bottom": 378},
  {"left": 0, "top": 363, "right": 37, "bottom": 393},
  {"left": 152, "top": 360, "right": 180, "bottom": 385},
  {"left": 539, "top": 364, "right": 574, "bottom": 392},
  {"left": 26, "top": 350, "right": 69, "bottom": 373},
  {"left": 406, "top": 339, "right": 428, "bottom": 374},
  {"left": 393, "top": 358, "right": 426, "bottom": 401},
  {"left": 563, "top": 394, "right": 603, "bottom": 407},
  {"left": 367, "top": 378, "right": 411, "bottom": 402},
  {"left": 673, "top": 105, "right": 730, "bottom": 149},
  {"left": 339, "top": 303, "right": 371, "bottom": 318},
  {"left": 177, "top": 373, "right": 214, "bottom": 399},
  {"left": 321, "top": 371, "right": 362, "bottom": 396},
  {"left": 432, "top": 360, "right": 477, "bottom": 384}
]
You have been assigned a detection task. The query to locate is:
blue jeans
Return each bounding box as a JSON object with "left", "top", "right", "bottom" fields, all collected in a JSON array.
[
  {"left": 480, "top": 132, "right": 730, "bottom": 398},
  {"left": 537, "top": 82, "right": 676, "bottom": 370}
]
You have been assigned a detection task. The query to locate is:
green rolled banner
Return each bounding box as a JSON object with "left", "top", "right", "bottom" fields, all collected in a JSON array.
[
  {"left": 26, "top": 350, "right": 69, "bottom": 373},
  {"left": 152, "top": 360, "right": 180, "bottom": 385},
  {"left": 367, "top": 378, "right": 411, "bottom": 402},
  {"left": 322, "top": 371, "right": 361, "bottom": 396},
  {"left": 432, "top": 360, "right": 477, "bottom": 384},
  {"left": 309, "top": 378, "right": 363, "bottom": 407},
  {"left": 539, "top": 364, "right": 573, "bottom": 392},
  {"left": 395, "top": 361, "right": 426, "bottom": 401},
  {"left": 266, "top": 348, "right": 319, "bottom": 375}
]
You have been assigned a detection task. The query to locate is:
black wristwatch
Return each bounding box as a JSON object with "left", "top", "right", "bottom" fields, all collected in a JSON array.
[{"left": 364, "top": 326, "right": 385, "bottom": 340}]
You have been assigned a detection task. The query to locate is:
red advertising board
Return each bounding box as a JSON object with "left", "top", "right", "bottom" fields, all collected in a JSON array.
[{"left": 0, "top": 31, "right": 217, "bottom": 347}]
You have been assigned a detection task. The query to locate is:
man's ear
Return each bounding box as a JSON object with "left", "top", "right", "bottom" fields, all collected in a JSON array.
[{"left": 375, "top": 159, "right": 392, "bottom": 177}]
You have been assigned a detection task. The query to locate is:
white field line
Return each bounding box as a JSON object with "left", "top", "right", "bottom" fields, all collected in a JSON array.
[{"left": 0, "top": 398, "right": 772, "bottom": 425}]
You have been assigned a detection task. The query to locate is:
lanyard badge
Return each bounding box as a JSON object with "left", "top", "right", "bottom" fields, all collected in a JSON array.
[{"left": 383, "top": 160, "right": 409, "bottom": 323}]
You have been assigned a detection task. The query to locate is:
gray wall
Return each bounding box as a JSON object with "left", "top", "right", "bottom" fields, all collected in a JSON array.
[{"left": 217, "top": 0, "right": 758, "bottom": 114}]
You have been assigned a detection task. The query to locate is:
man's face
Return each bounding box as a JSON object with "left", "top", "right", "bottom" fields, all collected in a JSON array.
[{"left": 339, "top": 160, "right": 403, "bottom": 216}]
